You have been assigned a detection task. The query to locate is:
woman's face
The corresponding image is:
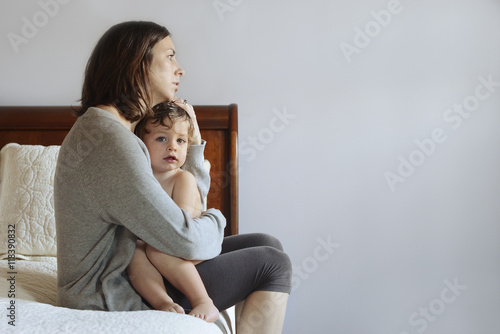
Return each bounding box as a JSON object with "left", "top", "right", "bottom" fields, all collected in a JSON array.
[{"left": 149, "top": 36, "right": 184, "bottom": 105}]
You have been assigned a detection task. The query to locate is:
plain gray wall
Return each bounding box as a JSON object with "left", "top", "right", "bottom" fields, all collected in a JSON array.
[{"left": 1, "top": 1, "right": 500, "bottom": 333}]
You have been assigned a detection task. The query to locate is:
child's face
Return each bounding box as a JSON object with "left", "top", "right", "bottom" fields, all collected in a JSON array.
[{"left": 142, "top": 118, "right": 190, "bottom": 174}]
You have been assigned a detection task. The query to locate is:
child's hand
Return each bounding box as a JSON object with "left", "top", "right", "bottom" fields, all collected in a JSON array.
[{"left": 172, "top": 97, "right": 202, "bottom": 145}]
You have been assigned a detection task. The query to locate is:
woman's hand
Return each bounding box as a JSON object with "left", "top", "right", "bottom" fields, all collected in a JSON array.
[{"left": 172, "top": 97, "right": 202, "bottom": 145}]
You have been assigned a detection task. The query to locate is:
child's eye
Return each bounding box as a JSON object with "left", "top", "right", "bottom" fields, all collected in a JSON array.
[
  {"left": 156, "top": 137, "right": 166, "bottom": 142},
  {"left": 177, "top": 138, "right": 186, "bottom": 144}
]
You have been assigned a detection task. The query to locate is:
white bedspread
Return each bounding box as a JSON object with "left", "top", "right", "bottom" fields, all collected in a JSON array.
[
  {"left": 0, "top": 259, "right": 233, "bottom": 333},
  {"left": 0, "top": 144, "right": 235, "bottom": 333}
]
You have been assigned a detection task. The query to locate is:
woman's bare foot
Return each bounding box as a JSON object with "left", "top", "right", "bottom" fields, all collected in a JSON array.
[
  {"left": 158, "top": 301, "right": 185, "bottom": 314},
  {"left": 189, "top": 300, "right": 219, "bottom": 322}
]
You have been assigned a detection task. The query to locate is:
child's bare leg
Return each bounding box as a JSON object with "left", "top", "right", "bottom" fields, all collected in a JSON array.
[
  {"left": 128, "top": 240, "right": 184, "bottom": 314},
  {"left": 146, "top": 245, "right": 219, "bottom": 322}
]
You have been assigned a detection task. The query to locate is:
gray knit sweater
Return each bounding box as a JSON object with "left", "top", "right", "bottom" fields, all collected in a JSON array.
[{"left": 54, "top": 107, "right": 226, "bottom": 311}]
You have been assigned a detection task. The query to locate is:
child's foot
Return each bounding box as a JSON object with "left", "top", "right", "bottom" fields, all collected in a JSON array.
[
  {"left": 189, "top": 300, "right": 219, "bottom": 323},
  {"left": 158, "top": 301, "right": 185, "bottom": 314}
]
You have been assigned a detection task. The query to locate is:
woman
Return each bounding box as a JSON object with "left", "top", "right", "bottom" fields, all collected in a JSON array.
[{"left": 54, "top": 21, "right": 291, "bottom": 333}]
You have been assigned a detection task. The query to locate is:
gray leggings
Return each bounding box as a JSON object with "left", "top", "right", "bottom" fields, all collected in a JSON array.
[{"left": 163, "top": 233, "right": 292, "bottom": 311}]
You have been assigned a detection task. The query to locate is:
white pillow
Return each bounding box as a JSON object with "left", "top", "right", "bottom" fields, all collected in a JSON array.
[{"left": 0, "top": 143, "right": 59, "bottom": 258}]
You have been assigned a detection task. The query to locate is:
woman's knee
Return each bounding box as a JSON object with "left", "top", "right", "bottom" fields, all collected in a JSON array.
[
  {"left": 266, "top": 246, "right": 291, "bottom": 272},
  {"left": 256, "top": 246, "right": 292, "bottom": 293}
]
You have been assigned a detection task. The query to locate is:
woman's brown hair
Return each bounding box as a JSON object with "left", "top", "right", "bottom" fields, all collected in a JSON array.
[{"left": 77, "top": 21, "right": 170, "bottom": 122}]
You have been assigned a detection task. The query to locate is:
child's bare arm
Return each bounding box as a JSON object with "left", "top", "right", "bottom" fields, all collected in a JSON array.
[{"left": 171, "top": 170, "right": 203, "bottom": 218}]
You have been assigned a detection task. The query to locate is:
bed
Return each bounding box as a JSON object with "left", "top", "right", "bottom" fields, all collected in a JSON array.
[{"left": 0, "top": 104, "right": 239, "bottom": 333}]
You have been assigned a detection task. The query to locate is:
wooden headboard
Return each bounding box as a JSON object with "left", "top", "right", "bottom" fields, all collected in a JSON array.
[{"left": 0, "top": 105, "right": 239, "bottom": 236}]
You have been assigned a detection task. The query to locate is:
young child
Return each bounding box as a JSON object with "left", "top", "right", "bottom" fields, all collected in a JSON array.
[{"left": 127, "top": 101, "right": 219, "bottom": 322}]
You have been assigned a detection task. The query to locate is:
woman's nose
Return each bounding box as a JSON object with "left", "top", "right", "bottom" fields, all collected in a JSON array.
[{"left": 176, "top": 63, "right": 185, "bottom": 77}]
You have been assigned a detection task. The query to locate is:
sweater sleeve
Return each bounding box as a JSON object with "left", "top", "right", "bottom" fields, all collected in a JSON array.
[
  {"left": 83, "top": 121, "right": 226, "bottom": 261},
  {"left": 182, "top": 140, "right": 209, "bottom": 210}
]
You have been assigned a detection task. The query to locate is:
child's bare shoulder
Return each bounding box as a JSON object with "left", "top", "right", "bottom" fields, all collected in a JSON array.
[{"left": 172, "top": 169, "right": 197, "bottom": 188}]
